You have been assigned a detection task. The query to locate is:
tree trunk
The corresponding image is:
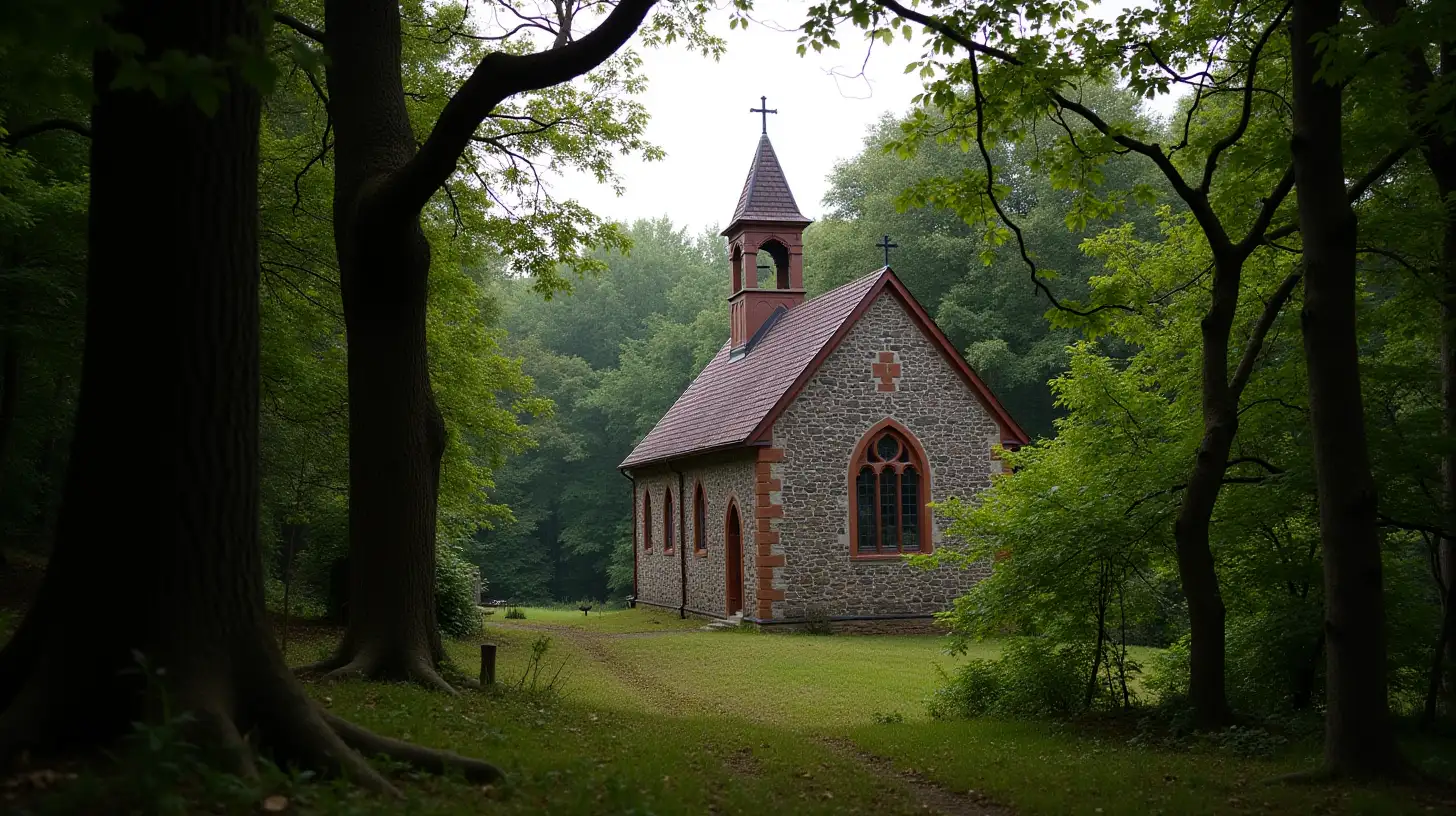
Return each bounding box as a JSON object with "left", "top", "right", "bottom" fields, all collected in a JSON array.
[
  {"left": 0, "top": 333, "right": 18, "bottom": 476},
  {"left": 0, "top": 0, "right": 496, "bottom": 788},
  {"left": 1290, "top": 0, "right": 1405, "bottom": 777},
  {"left": 1172, "top": 342, "right": 1236, "bottom": 727},
  {"left": 299, "top": 0, "right": 454, "bottom": 691},
  {"left": 1358, "top": 0, "right": 1456, "bottom": 709}
]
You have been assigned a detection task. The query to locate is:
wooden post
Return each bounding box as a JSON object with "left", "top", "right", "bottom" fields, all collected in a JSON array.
[{"left": 479, "top": 643, "right": 497, "bottom": 686}]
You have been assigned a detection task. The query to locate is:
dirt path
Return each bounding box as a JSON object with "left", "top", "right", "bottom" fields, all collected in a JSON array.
[
  {"left": 487, "top": 620, "right": 1016, "bottom": 815},
  {"left": 820, "top": 736, "right": 1014, "bottom": 816}
]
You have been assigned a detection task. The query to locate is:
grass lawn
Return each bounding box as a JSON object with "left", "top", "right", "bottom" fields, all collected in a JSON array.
[
  {"left": 16, "top": 608, "right": 1456, "bottom": 814},
  {"left": 481, "top": 604, "right": 705, "bottom": 634}
]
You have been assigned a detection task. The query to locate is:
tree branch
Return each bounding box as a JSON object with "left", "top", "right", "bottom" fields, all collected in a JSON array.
[
  {"left": 2, "top": 119, "right": 91, "bottom": 147},
  {"left": 275, "top": 12, "right": 326, "bottom": 44},
  {"left": 875, "top": 0, "right": 1233, "bottom": 253},
  {"left": 1229, "top": 270, "right": 1301, "bottom": 399},
  {"left": 376, "top": 0, "right": 657, "bottom": 219},
  {"left": 1264, "top": 141, "right": 1412, "bottom": 243},
  {"left": 1199, "top": 1, "right": 1291, "bottom": 194}
]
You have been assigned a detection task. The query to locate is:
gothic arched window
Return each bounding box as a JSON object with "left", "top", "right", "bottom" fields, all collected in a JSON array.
[
  {"left": 642, "top": 491, "right": 653, "bottom": 550},
  {"left": 849, "top": 422, "right": 929, "bottom": 558},
  {"left": 693, "top": 483, "right": 707, "bottom": 555},
  {"left": 663, "top": 488, "right": 676, "bottom": 554}
]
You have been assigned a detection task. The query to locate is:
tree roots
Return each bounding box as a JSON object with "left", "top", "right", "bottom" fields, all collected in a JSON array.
[
  {"left": 0, "top": 639, "right": 500, "bottom": 800},
  {"left": 296, "top": 647, "right": 459, "bottom": 696}
]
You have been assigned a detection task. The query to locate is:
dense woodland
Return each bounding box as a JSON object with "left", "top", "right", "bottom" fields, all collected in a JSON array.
[{"left": 0, "top": 0, "right": 1453, "bottom": 798}]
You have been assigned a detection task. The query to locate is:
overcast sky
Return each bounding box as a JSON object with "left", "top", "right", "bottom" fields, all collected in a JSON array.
[
  {"left": 550, "top": 0, "right": 937, "bottom": 232},
  {"left": 549, "top": 0, "right": 1169, "bottom": 233}
]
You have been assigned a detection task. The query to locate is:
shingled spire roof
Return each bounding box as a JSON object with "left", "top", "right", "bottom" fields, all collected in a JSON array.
[{"left": 723, "top": 134, "right": 811, "bottom": 235}]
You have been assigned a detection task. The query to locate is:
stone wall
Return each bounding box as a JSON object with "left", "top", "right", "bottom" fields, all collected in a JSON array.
[
  {"left": 630, "top": 453, "right": 757, "bottom": 617},
  {"left": 760, "top": 616, "right": 950, "bottom": 635},
  {"left": 769, "top": 291, "right": 999, "bottom": 620}
]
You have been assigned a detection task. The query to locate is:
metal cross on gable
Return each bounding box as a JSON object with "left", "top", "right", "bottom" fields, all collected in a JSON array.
[
  {"left": 877, "top": 234, "right": 899, "bottom": 266},
  {"left": 750, "top": 95, "right": 777, "bottom": 135}
]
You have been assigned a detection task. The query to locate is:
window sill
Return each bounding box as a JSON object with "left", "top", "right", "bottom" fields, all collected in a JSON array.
[
  {"left": 662, "top": 548, "right": 676, "bottom": 556},
  {"left": 693, "top": 549, "right": 708, "bottom": 558},
  {"left": 850, "top": 552, "right": 928, "bottom": 562}
]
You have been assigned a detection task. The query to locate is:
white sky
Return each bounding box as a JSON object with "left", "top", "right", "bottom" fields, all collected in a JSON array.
[{"left": 549, "top": 0, "right": 1175, "bottom": 233}]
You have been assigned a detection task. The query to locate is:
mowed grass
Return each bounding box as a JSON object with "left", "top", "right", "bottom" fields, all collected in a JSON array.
[
  {"left": 850, "top": 721, "right": 1456, "bottom": 815},
  {"left": 482, "top": 604, "right": 704, "bottom": 634},
  {"left": 19, "top": 608, "right": 1456, "bottom": 814}
]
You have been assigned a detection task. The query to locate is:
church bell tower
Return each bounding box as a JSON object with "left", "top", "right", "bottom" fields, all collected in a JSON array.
[{"left": 724, "top": 97, "right": 812, "bottom": 356}]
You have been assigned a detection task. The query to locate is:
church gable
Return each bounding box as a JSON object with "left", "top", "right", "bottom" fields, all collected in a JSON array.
[{"left": 763, "top": 291, "right": 1004, "bottom": 620}]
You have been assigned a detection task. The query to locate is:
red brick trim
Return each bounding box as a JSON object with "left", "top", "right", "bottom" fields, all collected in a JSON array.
[
  {"left": 754, "top": 446, "right": 786, "bottom": 619},
  {"left": 847, "top": 418, "right": 933, "bottom": 560},
  {"left": 745, "top": 269, "right": 1030, "bottom": 448}
]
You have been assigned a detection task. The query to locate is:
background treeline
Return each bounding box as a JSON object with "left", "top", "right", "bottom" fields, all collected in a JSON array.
[{"left": 473, "top": 92, "right": 1165, "bottom": 604}]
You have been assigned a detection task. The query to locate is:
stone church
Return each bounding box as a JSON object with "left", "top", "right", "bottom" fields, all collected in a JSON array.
[{"left": 620, "top": 127, "right": 1029, "bottom": 633}]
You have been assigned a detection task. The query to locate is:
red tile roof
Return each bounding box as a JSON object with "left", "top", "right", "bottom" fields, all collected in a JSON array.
[
  {"left": 724, "top": 135, "right": 811, "bottom": 233},
  {"left": 620, "top": 269, "right": 1030, "bottom": 469}
]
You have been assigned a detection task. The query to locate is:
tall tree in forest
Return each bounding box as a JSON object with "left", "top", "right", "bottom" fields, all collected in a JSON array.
[
  {"left": 0, "top": 0, "right": 496, "bottom": 787},
  {"left": 282, "top": 0, "right": 708, "bottom": 690},
  {"left": 1288, "top": 0, "right": 1404, "bottom": 777},
  {"left": 1357, "top": 0, "right": 1456, "bottom": 718},
  {"left": 801, "top": 0, "right": 1406, "bottom": 728}
]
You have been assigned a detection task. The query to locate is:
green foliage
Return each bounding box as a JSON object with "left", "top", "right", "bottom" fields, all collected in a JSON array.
[
  {"left": 805, "top": 103, "right": 1166, "bottom": 437},
  {"left": 478, "top": 219, "right": 725, "bottom": 603},
  {"left": 928, "top": 637, "right": 1105, "bottom": 720},
  {"left": 436, "top": 550, "right": 484, "bottom": 639},
  {"left": 504, "top": 606, "right": 527, "bottom": 620}
]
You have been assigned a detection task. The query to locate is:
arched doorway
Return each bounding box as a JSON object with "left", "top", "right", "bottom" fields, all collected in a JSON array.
[{"left": 725, "top": 501, "right": 744, "bottom": 616}]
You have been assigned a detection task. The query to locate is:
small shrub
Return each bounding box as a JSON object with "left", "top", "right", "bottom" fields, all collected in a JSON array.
[
  {"left": 929, "top": 637, "right": 1099, "bottom": 720},
  {"left": 436, "top": 553, "right": 484, "bottom": 639},
  {"left": 1207, "top": 725, "right": 1287, "bottom": 758},
  {"left": 514, "top": 635, "right": 570, "bottom": 695},
  {"left": 505, "top": 606, "right": 527, "bottom": 620},
  {"left": 802, "top": 605, "right": 833, "bottom": 635},
  {"left": 872, "top": 710, "right": 905, "bottom": 724}
]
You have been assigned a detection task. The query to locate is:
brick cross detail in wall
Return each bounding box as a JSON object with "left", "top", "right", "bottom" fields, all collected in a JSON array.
[{"left": 872, "top": 351, "right": 902, "bottom": 392}]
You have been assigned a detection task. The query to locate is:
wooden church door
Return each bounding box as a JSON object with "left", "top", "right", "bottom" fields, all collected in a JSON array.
[{"left": 725, "top": 502, "right": 743, "bottom": 616}]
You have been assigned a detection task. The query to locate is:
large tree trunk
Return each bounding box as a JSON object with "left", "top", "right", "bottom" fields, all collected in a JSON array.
[
  {"left": 0, "top": 0, "right": 496, "bottom": 788},
  {"left": 1359, "top": 0, "right": 1456, "bottom": 711},
  {"left": 1290, "top": 0, "right": 1405, "bottom": 777},
  {"left": 1173, "top": 265, "right": 1240, "bottom": 727},
  {"left": 299, "top": 0, "right": 454, "bottom": 691}
]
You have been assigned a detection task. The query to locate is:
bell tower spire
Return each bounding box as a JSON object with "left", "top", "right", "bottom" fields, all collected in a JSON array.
[{"left": 724, "top": 98, "right": 812, "bottom": 355}]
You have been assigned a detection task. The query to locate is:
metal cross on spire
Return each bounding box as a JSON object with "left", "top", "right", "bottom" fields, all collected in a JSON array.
[
  {"left": 749, "top": 95, "right": 777, "bottom": 135},
  {"left": 877, "top": 234, "right": 899, "bottom": 266}
]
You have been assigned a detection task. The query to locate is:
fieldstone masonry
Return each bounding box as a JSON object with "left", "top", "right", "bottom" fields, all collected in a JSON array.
[
  {"left": 632, "top": 291, "right": 1002, "bottom": 631},
  {"left": 633, "top": 455, "right": 758, "bottom": 617},
  {"left": 769, "top": 292, "right": 998, "bottom": 621}
]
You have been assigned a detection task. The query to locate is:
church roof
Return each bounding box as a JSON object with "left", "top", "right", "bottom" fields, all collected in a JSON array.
[
  {"left": 620, "top": 268, "right": 1030, "bottom": 469},
  {"left": 723, "top": 134, "right": 812, "bottom": 234}
]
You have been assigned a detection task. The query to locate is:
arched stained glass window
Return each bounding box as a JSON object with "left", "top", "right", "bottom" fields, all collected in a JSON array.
[
  {"left": 850, "top": 424, "right": 929, "bottom": 556},
  {"left": 663, "top": 489, "right": 675, "bottom": 553}
]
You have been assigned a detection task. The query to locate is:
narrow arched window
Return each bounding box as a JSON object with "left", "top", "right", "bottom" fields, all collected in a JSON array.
[
  {"left": 694, "top": 483, "right": 707, "bottom": 554},
  {"left": 663, "top": 488, "right": 675, "bottom": 553},
  {"left": 643, "top": 492, "right": 653, "bottom": 550},
  {"left": 850, "top": 424, "right": 929, "bottom": 557}
]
